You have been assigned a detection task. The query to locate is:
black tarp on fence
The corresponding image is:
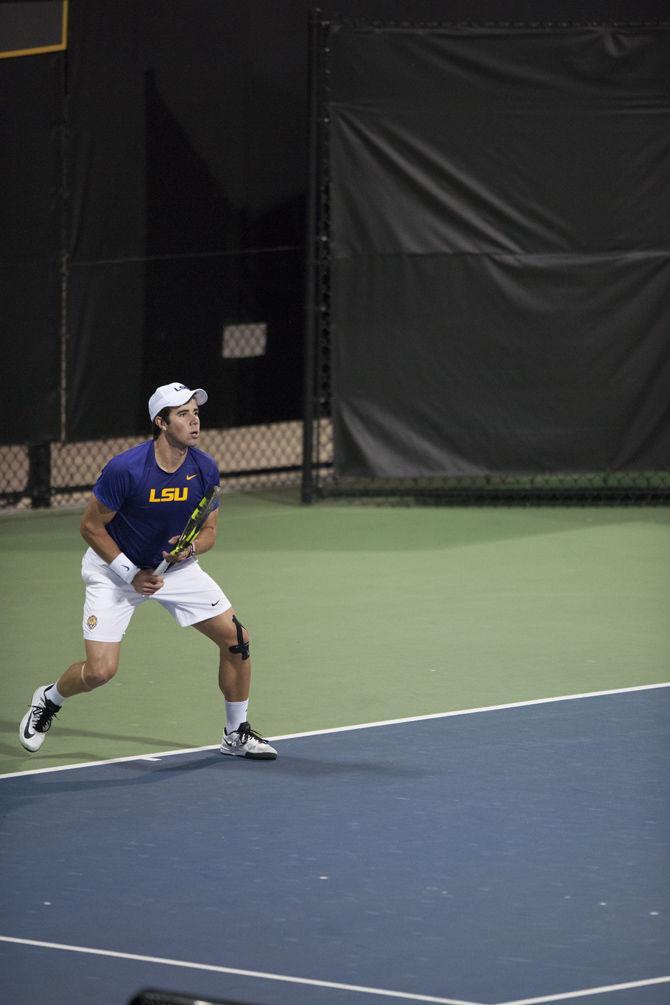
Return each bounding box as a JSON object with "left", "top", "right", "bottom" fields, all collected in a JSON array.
[{"left": 306, "top": 20, "right": 670, "bottom": 499}]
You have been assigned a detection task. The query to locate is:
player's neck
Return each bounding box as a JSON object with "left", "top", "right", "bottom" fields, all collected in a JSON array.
[{"left": 153, "top": 436, "right": 188, "bottom": 473}]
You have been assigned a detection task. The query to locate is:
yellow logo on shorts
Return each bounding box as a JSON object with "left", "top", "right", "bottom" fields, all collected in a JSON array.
[
  {"left": 149, "top": 487, "right": 189, "bottom": 503},
  {"left": 87, "top": 615, "right": 98, "bottom": 630}
]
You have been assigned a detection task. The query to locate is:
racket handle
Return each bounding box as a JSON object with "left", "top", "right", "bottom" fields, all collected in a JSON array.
[{"left": 154, "top": 558, "right": 169, "bottom": 575}]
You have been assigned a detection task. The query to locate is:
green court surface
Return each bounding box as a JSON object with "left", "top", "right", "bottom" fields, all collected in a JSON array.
[{"left": 1, "top": 491, "right": 668, "bottom": 776}]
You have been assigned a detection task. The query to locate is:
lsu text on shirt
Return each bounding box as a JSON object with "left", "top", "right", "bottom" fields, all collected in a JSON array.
[{"left": 93, "top": 441, "right": 220, "bottom": 569}]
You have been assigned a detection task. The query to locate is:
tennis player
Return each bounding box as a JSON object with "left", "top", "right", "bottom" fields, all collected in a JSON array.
[{"left": 19, "top": 382, "right": 277, "bottom": 760}]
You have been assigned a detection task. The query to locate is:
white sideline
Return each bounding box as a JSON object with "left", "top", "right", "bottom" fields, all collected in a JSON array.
[
  {"left": 0, "top": 935, "right": 480, "bottom": 1005},
  {"left": 2, "top": 681, "right": 668, "bottom": 781},
  {"left": 0, "top": 935, "right": 668, "bottom": 1004},
  {"left": 3, "top": 682, "right": 669, "bottom": 1003},
  {"left": 497, "top": 974, "right": 670, "bottom": 1004}
]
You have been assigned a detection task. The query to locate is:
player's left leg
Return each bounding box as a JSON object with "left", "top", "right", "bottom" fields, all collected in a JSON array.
[
  {"left": 193, "top": 608, "right": 251, "bottom": 701},
  {"left": 193, "top": 610, "right": 277, "bottom": 760}
]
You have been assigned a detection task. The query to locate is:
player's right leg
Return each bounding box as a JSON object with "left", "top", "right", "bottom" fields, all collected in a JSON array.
[
  {"left": 59, "top": 640, "right": 122, "bottom": 695},
  {"left": 19, "top": 641, "right": 121, "bottom": 753},
  {"left": 19, "top": 549, "right": 138, "bottom": 753}
]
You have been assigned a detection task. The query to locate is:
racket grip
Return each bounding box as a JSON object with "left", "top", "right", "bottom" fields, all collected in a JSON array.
[{"left": 154, "top": 558, "right": 169, "bottom": 575}]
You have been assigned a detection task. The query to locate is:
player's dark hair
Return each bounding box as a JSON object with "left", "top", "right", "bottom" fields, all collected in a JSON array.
[{"left": 152, "top": 407, "right": 172, "bottom": 439}]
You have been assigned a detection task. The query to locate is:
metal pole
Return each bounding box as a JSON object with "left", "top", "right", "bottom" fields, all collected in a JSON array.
[
  {"left": 59, "top": 41, "right": 70, "bottom": 444},
  {"left": 301, "top": 9, "right": 322, "bottom": 504},
  {"left": 28, "top": 443, "right": 52, "bottom": 509}
]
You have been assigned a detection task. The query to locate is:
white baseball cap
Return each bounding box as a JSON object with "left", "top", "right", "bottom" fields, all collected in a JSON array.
[{"left": 148, "top": 382, "right": 208, "bottom": 421}]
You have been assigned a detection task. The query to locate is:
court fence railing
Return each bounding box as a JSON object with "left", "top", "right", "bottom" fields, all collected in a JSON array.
[
  {"left": 3, "top": 21, "right": 670, "bottom": 512},
  {"left": 2, "top": 421, "right": 670, "bottom": 511},
  {"left": 0, "top": 423, "right": 306, "bottom": 511}
]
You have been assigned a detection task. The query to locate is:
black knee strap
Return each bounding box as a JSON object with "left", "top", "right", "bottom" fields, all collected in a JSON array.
[{"left": 229, "top": 615, "right": 250, "bottom": 661}]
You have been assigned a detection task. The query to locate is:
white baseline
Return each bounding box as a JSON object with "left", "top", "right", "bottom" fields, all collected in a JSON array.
[
  {"left": 2, "top": 682, "right": 668, "bottom": 1003},
  {"left": 0, "top": 935, "right": 479, "bottom": 1005},
  {"left": 0, "top": 936, "right": 668, "bottom": 1005},
  {"left": 2, "top": 681, "right": 668, "bottom": 781}
]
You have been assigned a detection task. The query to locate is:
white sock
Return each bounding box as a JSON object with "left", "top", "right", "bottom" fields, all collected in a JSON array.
[
  {"left": 225, "top": 700, "right": 249, "bottom": 734},
  {"left": 45, "top": 682, "right": 65, "bottom": 706}
]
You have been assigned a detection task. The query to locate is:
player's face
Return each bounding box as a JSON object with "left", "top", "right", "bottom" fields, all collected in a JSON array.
[{"left": 164, "top": 398, "right": 200, "bottom": 448}]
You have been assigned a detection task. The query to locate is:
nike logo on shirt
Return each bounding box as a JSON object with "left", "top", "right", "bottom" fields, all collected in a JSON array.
[{"left": 186, "top": 474, "right": 197, "bottom": 480}]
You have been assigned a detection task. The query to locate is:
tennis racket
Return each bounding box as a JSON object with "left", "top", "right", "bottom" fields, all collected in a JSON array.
[{"left": 154, "top": 484, "right": 220, "bottom": 574}]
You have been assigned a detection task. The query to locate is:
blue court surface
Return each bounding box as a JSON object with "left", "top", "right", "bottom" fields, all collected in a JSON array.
[{"left": 1, "top": 685, "right": 669, "bottom": 1005}]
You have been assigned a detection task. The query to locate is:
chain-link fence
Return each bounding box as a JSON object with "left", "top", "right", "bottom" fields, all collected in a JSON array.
[
  {"left": 4, "top": 15, "right": 670, "bottom": 512},
  {"left": 0, "top": 423, "right": 306, "bottom": 510},
  {"left": 305, "top": 400, "right": 670, "bottom": 506}
]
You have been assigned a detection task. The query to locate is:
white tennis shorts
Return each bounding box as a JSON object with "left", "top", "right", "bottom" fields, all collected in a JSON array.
[{"left": 81, "top": 548, "right": 231, "bottom": 642}]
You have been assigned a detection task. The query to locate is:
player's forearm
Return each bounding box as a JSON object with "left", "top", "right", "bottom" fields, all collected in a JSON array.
[{"left": 194, "top": 526, "right": 216, "bottom": 556}]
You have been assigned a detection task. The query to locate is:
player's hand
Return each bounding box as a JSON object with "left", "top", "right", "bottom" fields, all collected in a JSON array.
[
  {"left": 162, "top": 536, "right": 194, "bottom": 565},
  {"left": 133, "top": 569, "right": 164, "bottom": 595}
]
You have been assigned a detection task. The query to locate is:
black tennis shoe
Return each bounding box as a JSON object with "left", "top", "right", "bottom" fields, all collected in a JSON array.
[
  {"left": 19, "top": 685, "right": 60, "bottom": 752},
  {"left": 220, "top": 721, "right": 277, "bottom": 760}
]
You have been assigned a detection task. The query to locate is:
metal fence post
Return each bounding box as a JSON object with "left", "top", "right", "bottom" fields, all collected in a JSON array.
[
  {"left": 301, "top": 9, "right": 322, "bottom": 504},
  {"left": 28, "top": 443, "right": 52, "bottom": 508}
]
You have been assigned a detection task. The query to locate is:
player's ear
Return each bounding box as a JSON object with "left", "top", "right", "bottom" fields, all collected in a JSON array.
[{"left": 152, "top": 406, "right": 171, "bottom": 438}]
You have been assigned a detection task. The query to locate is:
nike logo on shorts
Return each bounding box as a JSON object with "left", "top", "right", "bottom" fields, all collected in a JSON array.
[{"left": 211, "top": 599, "right": 221, "bottom": 606}]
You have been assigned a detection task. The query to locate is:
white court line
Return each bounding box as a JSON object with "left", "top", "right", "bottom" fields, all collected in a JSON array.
[
  {"left": 498, "top": 974, "right": 670, "bottom": 1004},
  {"left": 0, "top": 936, "right": 480, "bottom": 1005},
  {"left": 1, "top": 937, "right": 668, "bottom": 1005},
  {"left": 3, "top": 684, "right": 669, "bottom": 1004},
  {"left": 268, "top": 682, "right": 670, "bottom": 743},
  {"left": 2, "top": 681, "right": 668, "bottom": 781}
]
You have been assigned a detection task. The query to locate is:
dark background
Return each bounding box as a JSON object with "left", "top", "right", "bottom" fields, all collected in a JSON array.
[
  {"left": 328, "top": 22, "right": 670, "bottom": 477},
  {"left": 2, "top": 0, "right": 669, "bottom": 445}
]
